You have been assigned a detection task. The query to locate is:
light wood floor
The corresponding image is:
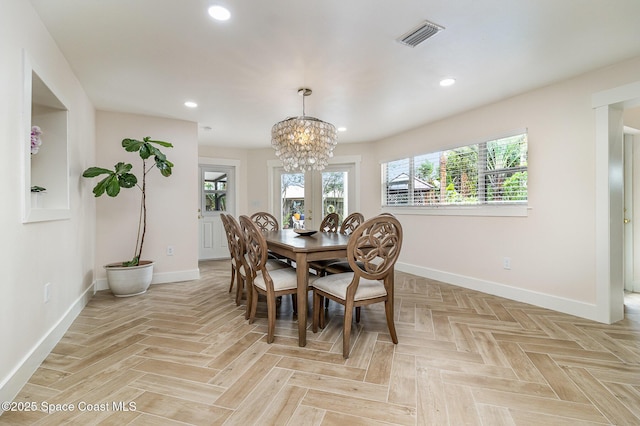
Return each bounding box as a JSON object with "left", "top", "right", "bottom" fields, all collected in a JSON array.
[{"left": 2, "top": 260, "right": 640, "bottom": 425}]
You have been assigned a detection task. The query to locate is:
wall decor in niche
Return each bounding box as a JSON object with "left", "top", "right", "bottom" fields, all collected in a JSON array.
[{"left": 23, "top": 51, "right": 70, "bottom": 222}]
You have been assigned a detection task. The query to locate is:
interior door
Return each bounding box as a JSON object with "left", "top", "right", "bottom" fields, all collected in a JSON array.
[{"left": 199, "top": 164, "right": 234, "bottom": 260}]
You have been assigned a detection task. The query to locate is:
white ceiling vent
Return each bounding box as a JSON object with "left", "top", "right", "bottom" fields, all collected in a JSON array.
[{"left": 396, "top": 20, "right": 444, "bottom": 48}]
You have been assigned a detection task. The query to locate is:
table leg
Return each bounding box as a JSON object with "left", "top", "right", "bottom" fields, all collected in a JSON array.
[{"left": 296, "top": 253, "right": 308, "bottom": 346}]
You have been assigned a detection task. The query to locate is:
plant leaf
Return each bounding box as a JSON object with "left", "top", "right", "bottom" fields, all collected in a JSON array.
[
  {"left": 82, "top": 167, "right": 113, "bottom": 178},
  {"left": 92, "top": 175, "right": 114, "bottom": 197},
  {"left": 114, "top": 162, "right": 133, "bottom": 174},
  {"left": 147, "top": 139, "right": 173, "bottom": 148},
  {"left": 155, "top": 158, "right": 173, "bottom": 177},
  {"left": 105, "top": 175, "right": 122, "bottom": 197},
  {"left": 139, "top": 143, "right": 153, "bottom": 159},
  {"left": 122, "top": 138, "right": 143, "bottom": 152},
  {"left": 118, "top": 173, "right": 138, "bottom": 188}
]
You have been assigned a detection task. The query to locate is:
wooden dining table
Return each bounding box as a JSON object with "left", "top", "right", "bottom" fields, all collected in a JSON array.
[{"left": 263, "top": 229, "right": 351, "bottom": 346}]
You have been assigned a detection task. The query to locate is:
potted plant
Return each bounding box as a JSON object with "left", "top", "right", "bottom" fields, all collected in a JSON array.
[{"left": 83, "top": 136, "right": 173, "bottom": 297}]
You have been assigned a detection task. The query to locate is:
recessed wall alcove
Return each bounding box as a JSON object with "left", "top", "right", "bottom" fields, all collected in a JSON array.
[{"left": 23, "top": 51, "right": 70, "bottom": 222}]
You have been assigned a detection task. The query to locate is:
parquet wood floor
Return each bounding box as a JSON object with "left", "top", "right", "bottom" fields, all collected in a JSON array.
[{"left": 2, "top": 260, "right": 640, "bottom": 425}]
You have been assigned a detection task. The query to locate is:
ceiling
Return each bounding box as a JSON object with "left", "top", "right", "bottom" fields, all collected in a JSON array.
[{"left": 29, "top": 0, "right": 640, "bottom": 149}]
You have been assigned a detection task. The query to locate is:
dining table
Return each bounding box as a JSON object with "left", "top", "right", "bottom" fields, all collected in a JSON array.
[{"left": 263, "top": 229, "right": 351, "bottom": 346}]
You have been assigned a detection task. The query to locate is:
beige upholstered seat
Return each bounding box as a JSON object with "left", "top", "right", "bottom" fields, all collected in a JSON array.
[
  {"left": 312, "top": 214, "right": 403, "bottom": 358},
  {"left": 239, "top": 215, "right": 312, "bottom": 343}
]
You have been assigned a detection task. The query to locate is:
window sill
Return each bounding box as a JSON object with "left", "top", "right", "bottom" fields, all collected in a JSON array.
[{"left": 382, "top": 204, "right": 529, "bottom": 217}]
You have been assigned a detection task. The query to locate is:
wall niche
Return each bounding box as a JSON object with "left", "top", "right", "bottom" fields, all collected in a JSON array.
[{"left": 23, "top": 51, "right": 70, "bottom": 222}]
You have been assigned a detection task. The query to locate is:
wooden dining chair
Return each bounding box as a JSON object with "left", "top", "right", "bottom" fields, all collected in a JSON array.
[
  {"left": 239, "top": 215, "right": 310, "bottom": 343},
  {"left": 250, "top": 211, "right": 279, "bottom": 231},
  {"left": 224, "top": 214, "right": 288, "bottom": 314},
  {"left": 311, "top": 214, "right": 403, "bottom": 358},
  {"left": 323, "top": 212, "right": 366, "bottom": 275},
  {"left": 220, "top": 214, "right": 240, "bottom": 296},
  {"left": 318, "top": 212, "right": 340, "bottom": 233},
  {"left": 310, "top": 212, "right": 365, "bottom": 294},
  {"left": 339, "top": 212, "right": 365, "bottom": 236}
]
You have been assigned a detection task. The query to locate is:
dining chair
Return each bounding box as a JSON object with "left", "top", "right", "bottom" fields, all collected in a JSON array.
[
  {"left": 311, "top": 214, "right": 403, "bottom": 358},
  {"left": 250, "top": 211, "right": 279, "bottom": 231},
  {"left": 219, "top": 214, "right": 238, "bottom": 296},
  {"left": 310, "top": 211, "right": 365, "bottom": 282},
  {"left": 318, "top": 212, "right": 340, "bottom": 233},
  {"left": 239, "top": 215, "right": 311, "bottom": 343},
  {"left": 308, "top": 212, "right": 343, "bottom": 277},
  {"left": 251, "top": 211, "right": 293, "bottom": 264},
  {"left": 323, "top": 212, "right": 367, "bottom": 275},
  {"left": 224, "top": 214, "right": 289, "bottom": 315}
]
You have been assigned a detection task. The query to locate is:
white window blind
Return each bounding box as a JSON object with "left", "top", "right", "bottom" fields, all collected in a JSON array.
[{"left": 383, "top": 133, "right": 528, "bottom": 207}]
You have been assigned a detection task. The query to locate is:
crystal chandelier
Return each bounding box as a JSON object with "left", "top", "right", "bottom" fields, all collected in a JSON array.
[{"left": 271, "top": 88, "right": 338, "bottom": 172}]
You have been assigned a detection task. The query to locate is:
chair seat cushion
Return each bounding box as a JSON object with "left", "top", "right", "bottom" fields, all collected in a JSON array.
[
  {"left": 312, "top": 272, "right": 386, "bottom": 301},
  {"left": 254, "top": 267, "right": 316, "bottom": 292},
  {"left": 266, "top": 259, "right": 289, "bottom": 270}
]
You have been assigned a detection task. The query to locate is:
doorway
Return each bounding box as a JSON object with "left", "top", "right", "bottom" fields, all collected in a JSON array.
[
  {"left": 198, "top": 162, "right": 236, "bottom": 260},
  {"left": 271, "top": 161, "right": 358, "bottom": 230},
  {"left": 623, "top": 121, "right": 640, "bottom": 293},
  {"left": 593, "top": 80, "right": 640, "bottom": 323}
]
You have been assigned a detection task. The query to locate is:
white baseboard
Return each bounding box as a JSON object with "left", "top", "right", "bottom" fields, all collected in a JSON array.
[
  {"left": 0, "top": 283, "right": 95, "bottom": 407},
  {"left": 396, "top": 262, "right": 600, "bottom": 322},
  {"left": 95, "top": 268, "right": 201, "bottom": 291}
]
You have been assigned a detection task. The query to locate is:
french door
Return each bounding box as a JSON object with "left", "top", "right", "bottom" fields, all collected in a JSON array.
[{"left": 274, "top": 163, "right": 357, "bottom": 230}]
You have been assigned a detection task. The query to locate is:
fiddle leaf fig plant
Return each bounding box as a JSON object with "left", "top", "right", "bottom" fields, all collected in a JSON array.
[{"left": 83, "top": 136, "right": 174, "bottom": 267}]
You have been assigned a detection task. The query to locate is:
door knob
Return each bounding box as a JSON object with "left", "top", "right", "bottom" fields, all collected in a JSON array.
[{"left": 624, "top": 218, "right": 631, "bottom": 224}]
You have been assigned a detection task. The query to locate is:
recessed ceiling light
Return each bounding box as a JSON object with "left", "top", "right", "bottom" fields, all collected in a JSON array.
[
  {"left": 440, "top": 78, "right": 456, "bottom": 87},
  {"left": 337, "top": 127, "right": 347, "bottom": 132},
  {"left": 208, "top": 5, "right": 230, "bottom": 21},
  {"left": 184, "top": 101, "right": 198, "bottom": 108}
]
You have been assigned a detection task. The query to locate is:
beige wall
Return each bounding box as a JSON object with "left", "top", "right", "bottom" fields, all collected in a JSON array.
[
  {"left": 94, "top": 112, "right": 199, "bottom": 286},
  {"left": 243, "top": 56, "right": 640, "bottom": 321},
  {"left": 0, "top": 0, "right": 96, "bottom": 402}
]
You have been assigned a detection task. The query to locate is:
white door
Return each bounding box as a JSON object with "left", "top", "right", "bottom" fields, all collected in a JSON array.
[
  {"left": 199, "top": 164, "right": 234, "bottom": 260},
  {"left": 274, "top": 163, "right": 357, "bottom": 230},
  {"left": 624, "top": 132, "right": 640, "bottom": 292}
]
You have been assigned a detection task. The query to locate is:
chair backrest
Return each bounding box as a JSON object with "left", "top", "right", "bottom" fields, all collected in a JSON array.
[
  {"left": 223, "top": 215, "right": 246, "bottom": 270},
  {"left": 347, "top": 214, "right": 403, "bottom": 281},
  {"left": 339, "top": 212, "right": 364, "bottom": 235},
  {"left": 250, "top": 211, "right": 279, "bottom": 231},
  {"left": 239, "top": 215, "right": 269, "bottom": 278},
  {"left": 319, "top": 212, "right": 340, "bottom": 233},
  {"left": 220, "top": 214, "right": 234, "bottom": 253}
]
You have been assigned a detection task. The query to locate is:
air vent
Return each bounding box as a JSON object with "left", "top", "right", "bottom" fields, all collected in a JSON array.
[{"left": 397, "top": 20, "right": 444, "bottom": 47}]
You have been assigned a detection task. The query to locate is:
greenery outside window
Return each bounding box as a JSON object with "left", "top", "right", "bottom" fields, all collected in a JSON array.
[
  {"left": 204, "top": 171, "right": 227, "bottom": 212},
  {"left": 383, "top": 132, "right": 528, "bottom": 209}
]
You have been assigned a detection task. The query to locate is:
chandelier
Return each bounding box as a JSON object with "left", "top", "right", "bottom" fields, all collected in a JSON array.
[{"left": 271, "top": 88, "right": 338, "bottom": 172}]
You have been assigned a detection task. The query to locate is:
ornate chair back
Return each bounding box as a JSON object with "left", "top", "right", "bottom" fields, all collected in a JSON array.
[
  {"left": 339, "top": 212, "right": 364, "bottom": 235},
  {"left": 250, "top": 211, "right": 279, "bottom": 231},
  {"left": 319, "top": 212, "right": 340, "bottom": 233}
]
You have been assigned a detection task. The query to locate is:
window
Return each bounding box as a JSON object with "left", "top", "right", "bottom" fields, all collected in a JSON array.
[
  {"left": 383, "top": 132, "right": 528, "bottom": 208},
  {"left": 202, "top": 170, "right": 228, "bottom": 212}
]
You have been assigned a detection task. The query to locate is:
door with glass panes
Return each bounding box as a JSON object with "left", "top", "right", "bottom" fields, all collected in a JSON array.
[
  {"left": 275, "top": 164, "right": 356, "bottom": 230},
  {"left": 199, "top": 165, "right": 234, "bottom": 259}
]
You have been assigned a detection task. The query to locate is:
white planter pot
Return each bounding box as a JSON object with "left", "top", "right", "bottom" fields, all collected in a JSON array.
[{"left": 105, "top": 261, "right": 154, "bottom": 297}]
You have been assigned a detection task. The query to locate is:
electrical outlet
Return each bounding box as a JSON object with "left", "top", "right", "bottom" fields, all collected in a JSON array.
[
  {"left": 44, "top": 282, "right": 50, "bottom": 303},
  {"left": 167, "top": 246, "right": 174, "bottom": 256},
  {"left": 503, "top": 257, "right": 511, "bottom": 270}
]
